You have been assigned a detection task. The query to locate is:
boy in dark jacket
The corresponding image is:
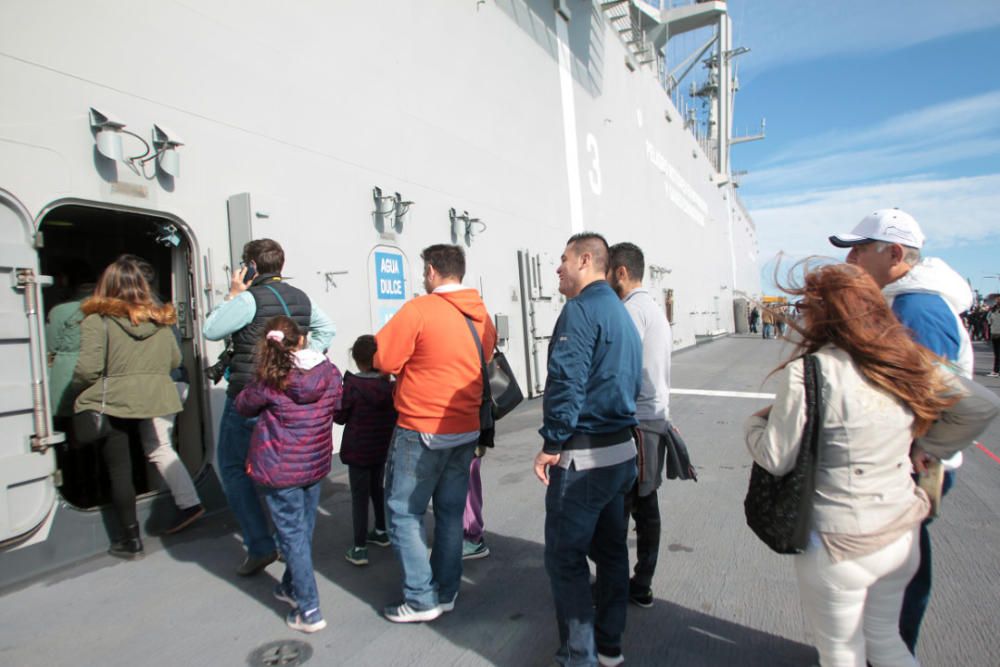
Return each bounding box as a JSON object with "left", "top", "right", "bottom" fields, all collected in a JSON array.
[{"left": 334, "top": 335, "right": 397, "bottom": 566}]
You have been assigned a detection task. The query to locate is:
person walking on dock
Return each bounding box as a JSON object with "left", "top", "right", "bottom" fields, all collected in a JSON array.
[
  {"left": 235, "top": 316, "right": 343, "bottom": 633},
  {"left": 534, "top": 232, "right": 641, "bottom": 667},
  {"left": 829, "top": 208, "right": 974, "bottom": 655},
  {"left": 203, "top": 239, "right": 336, "bottom": 576},
  {"left": 375, "top": 244, "right": 496, "bottom": 623},
  {"left": 608, "top": 242, "right": 693, "bottom": 610},
  {"left": 333, "top": 335, "right": 396, "bottom": 566},
  {"left": 745, "top": 262, "right": 998, "bottom": 667},
  {"left": 71, "top": 256, "right": 184, "bottom": 559}
]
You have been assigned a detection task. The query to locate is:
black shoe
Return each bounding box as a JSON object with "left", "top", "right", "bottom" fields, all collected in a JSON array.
[
  {"left": 236, "top": 551, "right": 278, "bottom": 576},
  {"left": 164, "top": 504, "right": 205, "bottom": 535},
  {"left": 628, "top": 582, "right": 653, "bottom": 609},
  {"left": 109, "top": 524, "right": 144, "bottom": 559}
]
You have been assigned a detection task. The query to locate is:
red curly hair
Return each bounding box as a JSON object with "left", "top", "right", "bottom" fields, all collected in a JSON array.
[{"left": 779, "top": 262, "right": 956, "bottom": 437}]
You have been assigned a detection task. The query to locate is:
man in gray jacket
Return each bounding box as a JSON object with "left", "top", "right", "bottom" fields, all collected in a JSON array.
[{"left": 608, "top": 242, "right": 673, "bottom": 609}]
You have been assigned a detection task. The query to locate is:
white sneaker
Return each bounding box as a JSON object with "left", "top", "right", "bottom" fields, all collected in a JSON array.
[
  {"left": 987, "top": 372, "right": 999, "bottom": 377},
  {"left": 597, "top": 651, "right": 625, "bottom": 667},
  {"left": 286, "top": 609, "right": 326, "bottom": 633},
  {"left": 597, "top": 653, "right": 625, "bottom": 667},
  {"left": 384, "top": 601, "right": 443, "bottom": 623}
]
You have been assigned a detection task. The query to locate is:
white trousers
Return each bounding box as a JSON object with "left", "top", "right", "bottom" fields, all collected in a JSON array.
[
  {"left": 794, "top": 527, "right": 920, "bottom": 667},
  {"left": 138, "top": 382, "right": 200, "bottom": 510}
]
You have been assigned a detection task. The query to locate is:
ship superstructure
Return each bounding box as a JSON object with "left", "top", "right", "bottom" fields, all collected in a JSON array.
[{"left": 0, "top": 0, "right": 761, "bottom": 582}]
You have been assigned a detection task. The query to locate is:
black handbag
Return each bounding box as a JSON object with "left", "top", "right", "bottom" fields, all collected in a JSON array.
[
  {"left": 72, "top": 317, "right": 112, "bottom": 444},
  {"left": 744, "top": 354, "right": 823, "bottom": 555},
  {"left": 463, "top": 317, "right": 524, "bottom": 447},
  {"left": 485, "top": 350, "right": 524, "bottom": 420}
]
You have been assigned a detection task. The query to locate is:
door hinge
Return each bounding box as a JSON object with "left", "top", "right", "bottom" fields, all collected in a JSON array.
[{"left": 31, "top": 432, "right": 66, "bottom": 452}]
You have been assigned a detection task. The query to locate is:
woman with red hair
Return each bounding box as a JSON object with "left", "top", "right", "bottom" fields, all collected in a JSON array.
[{"left": 745, "top": 263, "right": 998, "bottom": 667}]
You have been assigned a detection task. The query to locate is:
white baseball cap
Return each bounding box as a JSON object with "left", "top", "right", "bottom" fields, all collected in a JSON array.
[{"left": 829, "top": 208, "right": 925, "bottom": 249}]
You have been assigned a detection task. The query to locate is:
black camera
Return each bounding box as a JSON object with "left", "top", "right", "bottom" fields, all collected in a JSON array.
[{"left": 205, "top": 340, "right": 234, "bottom": 385}]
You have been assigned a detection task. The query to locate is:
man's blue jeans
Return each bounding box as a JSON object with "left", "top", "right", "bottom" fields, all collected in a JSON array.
[
  {"left": 545, "top": 458, "right": 637, "bottom": 667},
  {"left": 384, "top": 427, "right": 477, "bottom": 611},
  {"left": 217, "top": 396, "right": 275, "bottom": 558},
  {"left": 264, "top": 482, "right": 322, "bottom": 615}
]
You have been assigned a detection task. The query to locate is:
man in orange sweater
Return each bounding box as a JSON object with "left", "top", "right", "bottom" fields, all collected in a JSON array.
[{"left": 375, "top": 244, "right": 496, "bottom": 623}]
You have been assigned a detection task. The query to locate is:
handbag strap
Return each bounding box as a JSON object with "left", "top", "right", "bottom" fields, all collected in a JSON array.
[
  {"left": 801, "top": 354, "right": 822, "bottom": 461},
  {"left": 463, "top": 316, "right": 491, "bottom": 406},
  {"left": 434, "top": 294, "right": 491, "bottom": 404}
]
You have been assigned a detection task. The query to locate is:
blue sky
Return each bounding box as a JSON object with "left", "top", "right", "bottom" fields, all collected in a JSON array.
[{"left": 678, "top": 0, "right": 1000, "bottom": 299}]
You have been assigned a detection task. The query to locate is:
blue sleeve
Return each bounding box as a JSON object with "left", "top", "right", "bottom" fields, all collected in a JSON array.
[
  {"left": 308, "top": 303, "right": 336, "bottom": 353},
  {"left": 203, "top": 292, "right": 255, "bottom": 340},
  {"left": 539, "top": 301, "right": 595, "bottom": 453},
  {"left": 892, "top": 293, "right": 961, "bottom": 362}
]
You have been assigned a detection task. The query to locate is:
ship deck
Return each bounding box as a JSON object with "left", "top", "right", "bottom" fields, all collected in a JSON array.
[{"left": 2, "top": 336, "right": 998, "bottom": 666}]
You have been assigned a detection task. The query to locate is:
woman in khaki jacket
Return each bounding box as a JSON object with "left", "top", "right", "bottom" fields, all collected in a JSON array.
[
  {"left": 744, "top": 263, "right": 998, "bottom": 667},
  {"left": 72, "top": 256, "right": 182, "bottom": 558}
]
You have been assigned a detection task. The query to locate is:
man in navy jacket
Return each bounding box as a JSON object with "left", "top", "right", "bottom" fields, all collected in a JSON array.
[{"left": 534, "top": 232, "right": 642, "bottom": 667}]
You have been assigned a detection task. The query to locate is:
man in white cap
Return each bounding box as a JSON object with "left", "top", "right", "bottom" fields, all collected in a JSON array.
[{"left": 830, "top": 208, "right": 974, "bottom": 656}]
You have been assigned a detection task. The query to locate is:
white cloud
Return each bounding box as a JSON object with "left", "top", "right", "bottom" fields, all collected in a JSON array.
[
  {"left": 728, "top": 0, "right": 1000, "bottom": 75},
  {"left": 741, "top": 91, "right": 1000, "bottom": 195},
  {"left": 749, "top": 174, "right": 1000, "bottom": 265},
  {"left": 760, "top": 91, "right": 1000, "bottom": 166}
]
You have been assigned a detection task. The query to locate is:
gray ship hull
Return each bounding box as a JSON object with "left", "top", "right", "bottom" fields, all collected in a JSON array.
[{"left": 0, "top": 1, "right": 758, "bottom": 581}]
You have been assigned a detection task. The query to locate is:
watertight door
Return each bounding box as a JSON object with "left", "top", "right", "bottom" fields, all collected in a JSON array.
[
  {"left": 517, "top": 250, "right": 564, "bottom": 397},
  {"left": 0, "top": 189, "right": 59, "bottom": 545}
]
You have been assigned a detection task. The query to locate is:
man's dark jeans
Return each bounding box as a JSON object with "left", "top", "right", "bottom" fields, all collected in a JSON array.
[
  {"left": 545, "top": 458, "right": 637, "bottom": 666},
  {"left": 217, "top": 396, "right": 275, "bottom": 558},
  {"left": 900, "top": 469, "right": 955, "bottom": 654},
  {"left": 624, "top": 485, "right": 661, "bottom": 590}
]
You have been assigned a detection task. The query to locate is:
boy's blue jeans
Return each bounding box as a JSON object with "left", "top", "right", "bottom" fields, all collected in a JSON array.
[{"left": 384, "top": 427, "right": 477, "bottom": 611}]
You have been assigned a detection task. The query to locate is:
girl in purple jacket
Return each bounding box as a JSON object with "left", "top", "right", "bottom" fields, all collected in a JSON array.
[
  {"left": 235, "top": 316, "right": 343, "bottom": 634},
  {"left": 334, "top": 335, "right": 397, "bottom": 566}
]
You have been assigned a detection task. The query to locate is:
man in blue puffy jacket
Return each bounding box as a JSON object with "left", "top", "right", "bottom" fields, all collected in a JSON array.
[{"left": 534, "top": 232, "right": 642, "bottom": 667}]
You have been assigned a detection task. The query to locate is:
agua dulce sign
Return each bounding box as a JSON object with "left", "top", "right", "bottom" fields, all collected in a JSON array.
[
  {"left": 375, "top": 251, "right": 406, "bottom": 299},
  {"left": 369, "top": 247, "right": 410, "bottom": 330}
]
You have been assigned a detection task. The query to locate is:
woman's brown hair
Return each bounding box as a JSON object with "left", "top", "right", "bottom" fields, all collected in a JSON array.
[
  {"left": 255, "top": 316, "right": 304, "bottom": 391},
  {"left": 779, "top": 261, "right": 956, "bottom": 437},
  {"left": 83, "top": 255, "right": 176, "bottom": 325}
]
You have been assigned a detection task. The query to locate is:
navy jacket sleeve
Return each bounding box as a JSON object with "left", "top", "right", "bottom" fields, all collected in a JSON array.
[
  {"left": 892, "top": 293, "right": 961, "bottom": 362},
  {"left": 539, "top": 300, "right": 596, "bottom": 454}
]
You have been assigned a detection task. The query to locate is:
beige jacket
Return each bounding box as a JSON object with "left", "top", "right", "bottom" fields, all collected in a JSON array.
[{"left": 745, "top": 345, "right": 998, "bottom": 535}]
